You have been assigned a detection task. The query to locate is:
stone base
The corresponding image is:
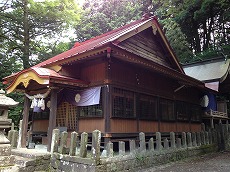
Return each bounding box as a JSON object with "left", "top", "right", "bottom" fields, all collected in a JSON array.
[
  {"left": 0, "top": 155, "right": 15, "bottom": 166},
  {"left": 0, "top": 144, "right": 11, "bottom": 156}
]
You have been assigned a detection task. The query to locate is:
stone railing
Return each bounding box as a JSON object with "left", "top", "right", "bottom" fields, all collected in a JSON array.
[
  {"left": 49, "top": 127, "right": 220, "bottom": 171},
  {"left": 204, "top": 109, "right": 228, "bottom": 118}
]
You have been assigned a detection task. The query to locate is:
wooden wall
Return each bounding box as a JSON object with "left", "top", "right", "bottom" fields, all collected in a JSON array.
[
  {"left": 110, "top": 60, "right": 201, "bottom": 103},
  {"left": 33, "top": 120, "right": 49, "bottom": 132},
  {"left": 78, "top": 118, "right": 105, "bottom": 133},
  {"left": 80, "top": 59, "right": 106, "bottom": 85},
  {"left": 110, "top": 119, "right": 137, "bottom": 133}
]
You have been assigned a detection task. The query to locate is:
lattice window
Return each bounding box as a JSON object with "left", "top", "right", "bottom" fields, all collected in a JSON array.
[
  {"left": 112, "top": 88, "right": 134, "bottom": 118},
  {"left": 79, "top": 103, "right": 102, "bottom": 117},
  {"left": 176, "top": 101, "right": 189, "bottom": 121},
  {"left": 57, "top": 102, "right": 77, "bottom": 130},
  {"left": 160, "top": 98, "right": 175, "bottom": 121},
  {"left": 138, "top": 94, "right": 158, "bottom": 120},
  {"left": 190, "top": 104, "right": 201, "bottom": 122}
]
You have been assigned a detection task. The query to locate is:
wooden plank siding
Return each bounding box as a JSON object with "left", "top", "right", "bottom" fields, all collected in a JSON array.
[
  {"left": 138, "top": 120, "right": 158, "bottom": 132},
  {"left": 110, "top": 60, "right": 201, "bottom": 103},
  {"left": 80, "top": 59, "right": 107, "bottom": 86},
  {"left": 78, "top": 118, "right": 105, "bottom": 133},
  {"left": 33, "top": 120, "right": 49, "bottom": 132},
  {"left": 110, "top": 119, "right": 137, "bottom": 133},
  {"left": 119, "top": 28, "right": 171, "bottom": 68}
]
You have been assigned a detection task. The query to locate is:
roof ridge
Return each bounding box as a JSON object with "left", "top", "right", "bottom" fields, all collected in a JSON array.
[{"left": 73, "top": 17, "right": 151, "bottom": 48}]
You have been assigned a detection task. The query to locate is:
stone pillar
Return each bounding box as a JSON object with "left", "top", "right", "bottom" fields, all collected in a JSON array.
[
  {"left": 69, "top": 132, "right": 78, "bottom": 156},
  {"left": 119, "top": 141, "right": 125, "bottom": 156},
  {"left": 79, "top": 132, "right": 88, "bottom": 158},
  {"left": 176, "top": 138, "right": 181, "bottom": 149},
  {"left": 106, "top": 142, "right": 113, "bottom": 157},
  {"left": 156, "top": 132, "right": 162, "bottom": 151},
  {"left": 7, "top": 130, "right": 14, "bottom": 144},
  {"left": 129, "top": 140, "right": 136, "bottom": 153},
  {"left": 11, "top": 130, "right": 18, "bottom": 148},
  {"left": 201, "top": 123, "right": 205, "bottom": 131},
  {"left": 187, "top": 132, "right": 192, "bottom": 147},
  {"left": 192, "top": 132, "right": 197, "bottom": 147},
  {"left": 17, "top": 120, "right": 22, "bottom": 148},
  {"left": 201, "top": 131, "right": 205, "bottom": 145},
  {"left": 196, "top": 132, "right": 201, "bottom": 146},
  {"left": 50, "top": 129, "right": 60, "bottom": 154},
  {"left": 205, "top": 131, "right": 209, "bottom": 145},
  {"left": 139, "top": 132, "right": 146, "bottom": 152},
  {"left": 148, "top": 138, "right": 154, "bottom": 150},
  {"left": 163, "top": 138, "right": 169, "bottom": 150},
  {"left": 182, "top": 132, "right": 187, "bottom": 148},
  {"left": 59, "top": 131, "right": 68, "bottom": 154},
  {"left": 208, "top": 130, "right": 213, "bottom": 144},
  {"left": 170, "top": 132, "right": 176, "bottom": 149},
  {"left": 91, "top": 130, "right": 101, "bottom": 164}
]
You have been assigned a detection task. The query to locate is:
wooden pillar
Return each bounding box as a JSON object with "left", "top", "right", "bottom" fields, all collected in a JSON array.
[
  {"left": 103, "top": 85, "right": 111, "bottom": 144},
  {"left": 47, "top": 89, "right": 58, "bottom": 152},
  {"left": 21, "top": 96, "right": 30, "bottom": 148}
]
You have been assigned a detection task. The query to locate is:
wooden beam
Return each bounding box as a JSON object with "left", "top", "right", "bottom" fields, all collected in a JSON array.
[
  {"left": 103, "top": 85, "right": 111, "bottom": 143},
  {"left": 47, "top": 89, "right": 58, "bottom": 152},
  {"left": 21, "top": 96, "right": 30, "bottom": 148}
]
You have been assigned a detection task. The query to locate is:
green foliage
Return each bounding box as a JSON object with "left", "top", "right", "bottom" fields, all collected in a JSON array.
[
  {"left": 1, "top": 0, "right": 80, "bottom": 69},
  {"left": 152, "top": 0, "right": 230, "bottom": 63},
  {"left": 75, "top": 0, "right": 145, "bottom": 42}
]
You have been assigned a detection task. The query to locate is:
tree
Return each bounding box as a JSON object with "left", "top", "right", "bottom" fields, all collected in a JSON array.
[
  {"left": 1, "top": 0, "right": 80, "bottom": 69},
  {"left": 75, "top": 0, "right": 150, "bottom": 42},
  {"left": 152, "top": 0, "right": 230, "bottom": 62}
]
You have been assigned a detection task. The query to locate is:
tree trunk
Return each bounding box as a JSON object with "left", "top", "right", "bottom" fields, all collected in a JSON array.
[{"left": 23, "top": 0, "right": 30, "bottom": 69}]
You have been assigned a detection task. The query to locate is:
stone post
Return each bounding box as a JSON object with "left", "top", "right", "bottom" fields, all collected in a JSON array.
[
  {"left": 129, "top": 140, "right": 136, "bottom": 153},
  {"left": 148, "top": 138, "right": 154, "bottom": 150},
  {"left": 79, "top": 132, "right": 88, "bottom": 158},
  {"left": 205, "top": 131, "right": 209, "bottom": 145},
  {"left": 106, "top": 142, "right": 113, "bottom": 157},
  {"left": 187, "top": 132, "right": 192, "bottom": 147},
  {"left": 176, "top": 138, "right": 181, "bottom": 149},
  {"left": 59, "top": 131, "right": 68, "bottom": 154},
  {"left": 69, "top": 132, "right": 78, "bottom": 156},
  {"left": 201, "top": 123, "right": 205, "bottom": 131},
  {"left": 7, "top": 130, "right": 14, "bottom": 144},
  {"left": 139, "top": 132, "right": 146, "bottom": 152},
  {"left": 156, "top": 132, "right": 162, "bottom": 151},
  {"left": 201, "top": 131, "right": 205, "bottom": 145},
  {"left": 163, "top": 138, "right": 169, "bottom": 150},
  {"left": 196, "top": 132, "right": 201, "bottom": 146},
  {"left": 17, "top": 120, "right": 22, "bottom": 148},
  {"left": 119, "top": 141, "right": 125, "bottom": 156},
  {"left": 192, "top": 132, "right": 197, "bottom": 147},
  {"left": 91, "top": 130, "right": 101, "bottom": 164},
  {"left": 50, "top": 129, "right": 60, "bottom": 153},
  {"left": 182, "top": 132, "right": 187, "bottom": 148},
  {"left": 208, "top": 130, "right": 213, "bottom": 144},
  {"left": 170, "top": 132, "right": 176, "bottom": 149},
  {"left": 11, "top": 130, "right": 18, "bottom": 148}
]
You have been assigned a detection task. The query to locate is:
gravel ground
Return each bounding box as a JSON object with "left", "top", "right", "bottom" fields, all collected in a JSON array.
[{"left": 139, "top": 151, "right": 230, "bottom": 172}]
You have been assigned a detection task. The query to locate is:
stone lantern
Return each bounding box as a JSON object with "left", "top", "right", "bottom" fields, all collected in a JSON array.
[
  {"left": 0, "top": 89, "right": 18, "bottom": 167},
  {"left": 0, "top": 89, "right": 19, "bottom": 141}
]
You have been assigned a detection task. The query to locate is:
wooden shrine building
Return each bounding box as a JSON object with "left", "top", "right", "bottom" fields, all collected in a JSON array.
[
  {"left": 183, "top": 58, "right": 230, "bottom": 128},
  {"left": 3, "top": 16, "right": 209, "bottom": 151}
]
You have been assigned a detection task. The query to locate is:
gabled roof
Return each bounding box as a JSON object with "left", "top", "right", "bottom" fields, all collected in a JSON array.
[
  {"left": 183, "top": 58, "right": 230, "bottom": 83},
  {"left": 183, "top": 58, "right": 230, "bottom": 91},
  {"left": 35, "top": 16, "right": 184, "bottom": 73},
  {"left": 4, "top": 16, "right": 201, "bottom": 93}
]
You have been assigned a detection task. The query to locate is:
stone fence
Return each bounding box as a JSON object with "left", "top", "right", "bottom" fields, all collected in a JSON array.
[
  {"left": 7, "top": 123, "right": 230, "bottom": 172},
  {"left": 49, "top": 123, "right": 229, "bottom": 172}
]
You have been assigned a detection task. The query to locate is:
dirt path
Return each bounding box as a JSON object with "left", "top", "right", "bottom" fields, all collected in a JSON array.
[{"left": 140, "top": 151, "right": 230, "bottom": 172}]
